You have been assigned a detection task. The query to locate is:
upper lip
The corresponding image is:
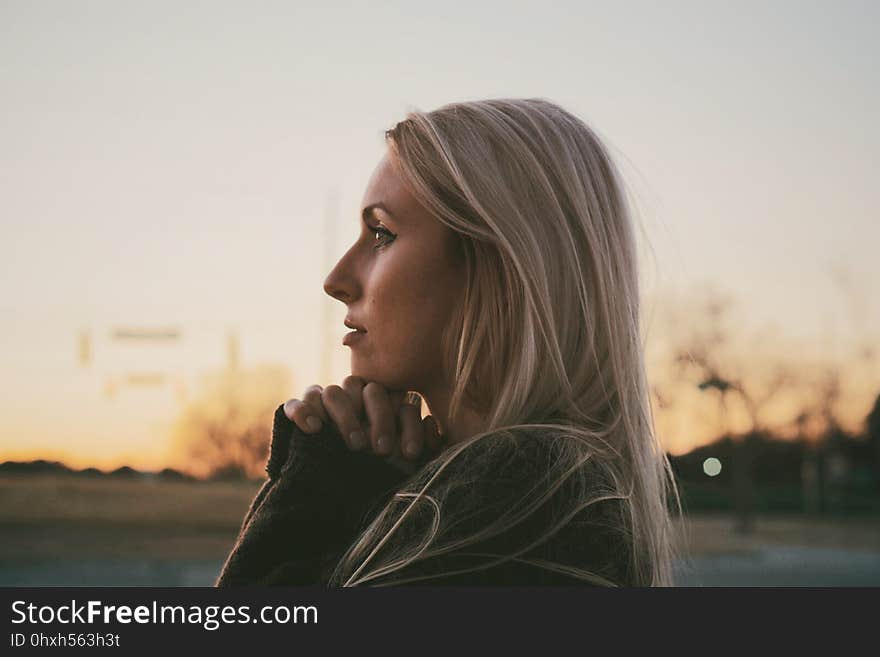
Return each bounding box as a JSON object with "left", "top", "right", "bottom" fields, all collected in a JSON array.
[{"left": 344, "top": 318, "right": 367, "bottom": 332}]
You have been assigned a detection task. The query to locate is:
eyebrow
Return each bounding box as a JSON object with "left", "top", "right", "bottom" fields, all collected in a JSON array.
[{"left": 361, "top": 202, "right": 396, "bottom": 224}]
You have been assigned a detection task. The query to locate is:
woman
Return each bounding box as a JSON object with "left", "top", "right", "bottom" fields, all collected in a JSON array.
[{"left": 216, "top": 98, "right": 684, "bottom": 587}]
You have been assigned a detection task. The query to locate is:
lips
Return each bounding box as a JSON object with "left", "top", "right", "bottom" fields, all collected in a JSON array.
[
  {"left": 342, "top": 329, "right": 366, "bottom": 346},
  {"left": 344, "top": 318, "right": 367, "bottom": 333}
]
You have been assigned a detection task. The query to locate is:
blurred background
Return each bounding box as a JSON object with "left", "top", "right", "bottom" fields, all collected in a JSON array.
[{"left": 1, "top": 0, "right": 877, "bottom": 586}]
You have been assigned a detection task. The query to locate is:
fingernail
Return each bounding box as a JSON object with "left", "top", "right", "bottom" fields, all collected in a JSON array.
[
  {"left": 404, "top": 441, "right": 419, "bottom": 458},
  {"left": 349, "top": 430, "right": 366, "bottom": 450},
  {"left": 306, "top": 416, "right": 322, "bottom": 432},
  {"left": 377, "top": 435, "right": 390, "bottom": 454}
]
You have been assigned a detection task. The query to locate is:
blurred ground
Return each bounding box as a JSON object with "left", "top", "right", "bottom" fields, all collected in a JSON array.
[
  {"left": 673, "top": 514, "right": 880, "bottom": 586},
  {"left": 1, "top": 475, "right": 878, "bottom": 586}
]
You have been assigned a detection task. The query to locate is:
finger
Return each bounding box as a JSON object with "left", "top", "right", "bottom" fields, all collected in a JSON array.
[
  {"left": 302, "top": 385, "right": 330, "bottom": 424},
  {"left": 383, "top": 391, "right": 421, "bottom": 463},
  {"left": 321, "top": 384, "right": 369, "bottom": 451},
  {"left": 399, "top": 400, "right": 423, "bottom": 461},
  {"left": 341, "top": 375, "right": 366, "bottom": 420},
  {"left": 363, "top": 382, "right": 397, "bottom": 456},
  {"left": 422, "top": 415, "right": 442, "bottom": 455},
  {"left": 388, "top": 389, "right": 407, "bottom": 415},
  {"left": 282, "top": 398, "right": 324, "bottom": 434}
]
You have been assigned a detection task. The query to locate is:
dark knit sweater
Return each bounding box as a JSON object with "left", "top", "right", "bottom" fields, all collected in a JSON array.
[{"left": 215, "top": 404, "right": 634, "bottom": 586}]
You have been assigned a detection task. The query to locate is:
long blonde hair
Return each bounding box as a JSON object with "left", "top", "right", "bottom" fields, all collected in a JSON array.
[{"left": 327, "top": 98, "right": 685, "bottom": 586}]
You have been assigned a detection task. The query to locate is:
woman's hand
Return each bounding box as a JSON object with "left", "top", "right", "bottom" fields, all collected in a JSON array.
[{"left": 281, "top": 376, "right": 443, "bottom": 466}]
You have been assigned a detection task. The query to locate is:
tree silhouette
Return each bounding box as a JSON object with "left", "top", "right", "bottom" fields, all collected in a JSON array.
[
  {"left": 669, "top": 290, "right": 793, "bottom": 533},
  {"left": 170, "top": 364, "right": 292, "bottom": 480}
]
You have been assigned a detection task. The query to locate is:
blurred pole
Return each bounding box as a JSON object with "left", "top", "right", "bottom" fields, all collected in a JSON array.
[
  {"left": 78, "top": 329, "right": 92, "bottom": 367},
  {"left": 699, "top": 377, "right": 755, "bottom": 534},
  {"left": 714, "top": 391, "right": 754, "bottom": 534},
  {"left": 320, "top": 190, "right": 339, "bottom": 386},
  {"left": 227, "top": 330, "right": 240, "bottom": 374},
  {"left": 796, "top": 413, "right": 819, "bottom": 515},
  {"left": 732, "top": 431, "right": 755, "bottom": 533},
  {"left": 817, "top": 443, "right": 828, "bottom": 514},
  {"left": 801, "top": 442, "right": 819, "bottom": 515}
]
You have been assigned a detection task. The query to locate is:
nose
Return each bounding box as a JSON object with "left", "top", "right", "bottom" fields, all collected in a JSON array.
[{"left": 323, "top": 249, "right": 359, "bottom": 304}]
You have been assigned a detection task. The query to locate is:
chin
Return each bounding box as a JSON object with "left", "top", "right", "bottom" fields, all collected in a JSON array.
[{"left": 349, "top": 360, "right": 416, "bottom": 393}]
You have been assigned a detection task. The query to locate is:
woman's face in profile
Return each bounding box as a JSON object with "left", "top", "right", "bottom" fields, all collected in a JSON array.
[{"left": 323, "top": 150, "right": 464, "bottom": 393}]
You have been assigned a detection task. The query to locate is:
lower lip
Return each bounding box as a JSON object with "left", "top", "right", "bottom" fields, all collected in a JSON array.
[{"left": 343, "top": 330, "right": 366, "bottom": 346}]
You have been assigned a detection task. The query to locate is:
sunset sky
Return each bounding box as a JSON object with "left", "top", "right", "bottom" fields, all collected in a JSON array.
[{"left": 1, "top": 1, "right": 877, "bottom": 472}]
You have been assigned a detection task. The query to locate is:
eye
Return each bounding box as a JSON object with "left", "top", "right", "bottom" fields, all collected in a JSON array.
[{"left": 372, "top": 225, "right": 396, "bottom": 250}]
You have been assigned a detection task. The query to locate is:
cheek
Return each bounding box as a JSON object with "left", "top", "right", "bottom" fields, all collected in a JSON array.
[
  {"left": 374, "top": 245, "right": 453, "bottom": 323},
  {"left": 357, "top": 253, "right": 458, "bottom": 379},
  {"left": 374, "top": 267, "right": 448, "bottom": 350}
]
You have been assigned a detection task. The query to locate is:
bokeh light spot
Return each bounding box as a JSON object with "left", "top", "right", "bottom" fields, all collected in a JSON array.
[{"left": 703, "top": 457, "right": 722, "bottom": 477}]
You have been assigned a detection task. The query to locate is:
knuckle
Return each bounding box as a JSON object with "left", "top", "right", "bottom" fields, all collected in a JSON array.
[
  {"left": 322, "top": 385, "right": 346, "bottom": 403},
  {"left": 362, "top": 381, "right": 385, "bottom": 398},
  {"left": 286, "top": 399, "right": 320, "bottom": 430},
  {"left": 302, "top": 388, "right": 324, "bottom": 406},
  {"left": 342, "top": 375, "right": 365, "bottom": 388},
  {"left": 283, "top": 398, "right": 302, "bottom": 420}
]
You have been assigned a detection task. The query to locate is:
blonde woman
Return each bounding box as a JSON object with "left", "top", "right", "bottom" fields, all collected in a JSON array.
[{"left": 216, "top": 98, "right": 684, "bottom": 587}]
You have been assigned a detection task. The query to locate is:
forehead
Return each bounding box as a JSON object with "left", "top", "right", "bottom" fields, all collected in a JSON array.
[{"left": 361, "top": 152, "right": 433, "bottom": 225}]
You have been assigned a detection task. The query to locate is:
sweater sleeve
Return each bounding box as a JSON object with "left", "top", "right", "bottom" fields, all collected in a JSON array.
[{"left": 214, "top": 404, "right": 407, "bottom": 587}]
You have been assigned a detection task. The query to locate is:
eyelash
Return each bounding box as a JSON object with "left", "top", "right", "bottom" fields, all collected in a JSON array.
[{"left": 371, "top": 225, "right": 396, "bottom": 250}]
